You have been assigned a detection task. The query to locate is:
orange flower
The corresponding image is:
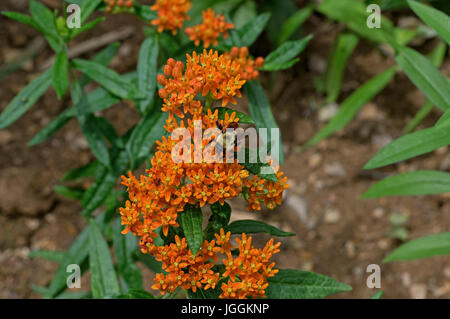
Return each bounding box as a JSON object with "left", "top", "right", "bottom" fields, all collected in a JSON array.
[
  {"left": 185, "top": 9, "right": 234, "bottom": 48},
  {"left": 105, "top": 0, "right": 134, "bottom": 13},
  {"left": 157, "top": 48, "right": 263, "bottom": 116},
  {"left": 151, "top": 0, "right": 191, "bottom": 34},
  {"left": 147, "top": 229, "right": 280, "bottom": 298}
]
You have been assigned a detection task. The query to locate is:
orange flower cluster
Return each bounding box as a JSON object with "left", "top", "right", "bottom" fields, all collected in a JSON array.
[
  {"left": 157, "top": 49, "right": 263, "bottom": 118},
  {"left": 121, "top": 46, "right": 288, "bottom": 298},
  {"left": 151, "top": 0, "right": 191, "bottom": 34},
  {"left": 121, "top": 110, "right": 249, "bottom": 239},
  {"left": 150, "top": 230, "right": 280, "bottom": 298},
  {"left": 104, "top": 0, "right": 133, "bottom": 12},
  {"left": 185, "top": 9, "right": 234, "bottom": 48}
]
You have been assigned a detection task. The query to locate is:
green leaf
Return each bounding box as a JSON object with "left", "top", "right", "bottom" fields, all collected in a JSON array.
[
  {"left": 81, "top": 150, "right": 128, "bottom": 217},
  {"left": 137, "top": 36, "right": 159, "bottom": 114},
  {"left": 362, "top": 170, "right": 450, "bottom": 198},
  {"left": 236, "top": 12, "right": 271, "bottom": 47},
  {"left": 53, "top": 185, "right": 85, "bottom": 200},
  {"left": 47, "top": 213, "right": 107, "bottom": 297},
  {"left": 80, "top": 42, "right": 120, "bottom": 87},
  {"left": 408, "top": 0, "right": 450, "bottom": 45},
  {"left": 80, "top": 0, "right": 103, "bottom": 23},
  {"left": 325, "top": 33, "right": 359, "bottom": 103},
  {"left": 89, "top": 220, "right": 120, "bottom": 298},
  {"left": 113, "top": 218, "right": 143, "bottom": 292},
  {"left": 70, "top": 17, "right": 105, "bottom": 39},
  {"left": 363, "top": 124, "right": 450, "bottom": 169},
  {"left": 61, "top": 162, "right": 99, "bottom": 181},
  {"left": 52, "top": 51, "right": 69, "bottom": 99},
  {"left": 134, "top": 252, "right": 164, "bottom": 274},
  {"left": 371, "top": 290, "right": 384, "bottom": 299},
  {"left": 28, "top": 86, "right": 121, "bottom": 146},
  {"left": 404, "top": 100, "right": 434, "bottom": 134},
  {"left": 396, "top": 46, "right": 450, "bottom": 111},
  {"left": 266, "top": 269, "right": 352, "bottom": 298},
  {"left": 135, "top": 3, "right": 157, "bottom": 21},
  {"left": 2, "top": 11, "right": 42, "bottom": 32},
  {"left": 226, "top": 220, "right": 295, "bottom": 237},
  {"left": 117, "top": 289, "right": 155, "bottom": 299},
  {"left": 436, "top": 108, "right": 450, "bottom": 127},
  {"left": 262, "top": 35, "right": 313, "bottom": 71},
  {"left": 72, "top": 83, "right": 111, "bottom": 166},
  {"left": 404, "top": 41, "right": 447, "bottom": 133},
  {"left": 180, "top": 205, "right": 204, "bottom": 255},
  {"left": 305, "top": 67, "right": 396, "bottom": 148},
  {"left": 383, "top": 231, "right": 450, "bottom": 262},
  {"left": 204, "top": 202, "right": 232, "bottom": 240},
  {"left": 277, "top": 5, "right": 314, "bottom": 45},
  {"left": 240, "top": 148, "right": 278, "bottom": 182},
  {"left": 29, "top": 0, "right": 59, "bottom": 38},
  {"left": 29, "top": 249, "right": 66, "bottom": 263},
  {"left": 212, "top": 107, "right": 254, "bottom": 124},
  {"left": 0, "top": 69, "right": 52, "bottom": 129},
  {"left": 55, "top": 291, "right": 91, "bottom": 299},
  {"left": 72, "top": 59, "right": 143, "bottom": 100},
  {"left": 245, "top": 80, "right": 284, "bottom": 164},
  {"left": 95, "top": 117, "right": 123, "bottom": 148},
  {"left": 187, "top": 287, "right": 221, "bottom": 299},
  {"left": 233, "top": 0, "right": 257, "bottom": 29},
  {"left": 318, "top": 0, "right": 395, "bottom": 43},
  {"left": 126, "top": 109, "right": 169, "bottom": 169}
]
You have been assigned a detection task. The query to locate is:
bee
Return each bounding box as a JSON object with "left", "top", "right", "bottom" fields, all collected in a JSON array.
[{"left": 215, "top": 120, "right": 239, "bottom": 157}]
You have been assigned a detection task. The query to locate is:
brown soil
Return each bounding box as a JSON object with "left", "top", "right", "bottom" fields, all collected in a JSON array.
[{"left": 1, "top": 0, "right": 449, "bottom": 299}]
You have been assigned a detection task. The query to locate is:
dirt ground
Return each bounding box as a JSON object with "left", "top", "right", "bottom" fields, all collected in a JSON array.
[{"left": 1, "top": 0, "right": 449, "bottom": 299}]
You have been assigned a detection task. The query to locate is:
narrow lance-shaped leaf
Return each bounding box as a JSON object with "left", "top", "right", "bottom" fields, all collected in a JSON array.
[
  {"left": 266, "top": 269, "right": 352, "bottom": 299},
  {"left": 236, "top": 12, "right": 271, "bottom": 47},
  {"left": 72, "top": 59, "right": 143, "bottom": 100},
  {"left": 47, "top": 213, "right": 107, "bottom": 297},
  {"left": 404, "top": 41, "right": 448, "bottom": 133},
  {"left": 363, "top": 123, "right": 450, "bottom": 169},
  {"left": 262, "top": 35, "right": 313, "bottom": 71},
  {"left": 384, "top": 231, "right": 450, "bottom": 262},
  {"left": 277, "top": 5, "right": 314, "bottom": 45},
  {"left": 245, "top": 80, "right": 284, "bottom": 164},
  {"left": 28, "top": 86, "right": 121, "bottom": 146},
  {"left": 137, "top": 36, "right": 159, "bottom": 114},
  {"left": 52, "top": 50, "right": 69, "bottom": 100},
  {"left": 80, "top": 0, "right": 103, "bottom": 23},
  {"left": 325, "top": 33, "right": 359, "bottom": 103},
  {"left": 408, "top": 0, "right": 450, "bottom": 45},
  {"left": 0, "top": 69, "right": 52, "bottom": 129},
  {"left": 126, "top": 108, "right": 169, "bottom": 169},
  {"left": 180, "top": 205, "right": 204, "bottom": 255},
  {"left": 80, "top": 42, "right": 120, "bottom": 87},
  {"left": 317, "top": 0, "right": 395, "bottom": 43},
  {"left": 1, "top": 11, "right": 43, "bottom": 33},
  {"left": 29, "top": 0, "right": 59, "bottom": 38},
  {"left": 89, "top": 220, "right": 121, "bottom": 298},
  {"left": 81, "top": 150, "right": 129, "bottom": 217},
  {"left": 305, "top": 67, "right": 396, "bottom": 148},
  {"left": 395, "top": 46, "right": 450, "bottom": 111},
  {"left": 362, "top": 170, "right": 450, "bottom": 198},
  {"left": 226, "top": 220, "right": 295, "bottom": 237},
  {"left": 29, "top": 250, "right": 66, "bottom": 263},
  {"left": 113, "top": 218, "right": 143, "bottom": 292},
  {"left": 71, "top": 82, "right": 111, "bottom": 166}
]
